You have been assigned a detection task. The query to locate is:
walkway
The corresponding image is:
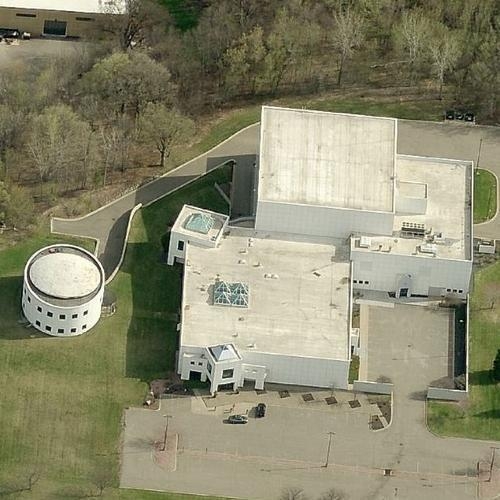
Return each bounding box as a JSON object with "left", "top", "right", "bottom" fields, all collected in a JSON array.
[{"left": 52, "top": 118, "right": 500, "bottom": 279}]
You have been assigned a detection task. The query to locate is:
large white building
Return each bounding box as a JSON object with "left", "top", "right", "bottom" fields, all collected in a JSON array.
[
  {"left": 168, "top": 106, "right": 473, "bottom": 393},
  {"left": 22, "top": 244, "right": 105, "bottom": 336}
]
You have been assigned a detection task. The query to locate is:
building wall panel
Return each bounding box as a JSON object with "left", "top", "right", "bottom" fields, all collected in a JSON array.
[
  {"left": 255, "top": 200, "right": 393, "bottom": 239},
  {"left": 351, "top": 250, "right": 472, "bottom": 296}
]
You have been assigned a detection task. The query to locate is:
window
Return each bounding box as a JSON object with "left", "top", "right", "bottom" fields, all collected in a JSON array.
[
  {"left": 207, "top": 362, "right": 212, "bottom": 374},
  {"left": 82, "top": 324, "right": 87, "bottom": 330},
  {"left": 190, "top": 361, "right": 195, "bottom": 365},
  {"left": 45, "top": 325, "right": 52, "bottom": 332},
  {"left": 83, "top": 310, "right": 88, "bottom": 316},
  {"left": 70, "top": 328, "right": 77, "bottom": 333},
  {"left": 27, "top": 296, "right": 31, "bottom": 303},
  {"left": 177, "top": 240, "right": 185, "bottom": 251},
  {"left": 222, "top": 368, "right": 234, "bottom": 379},
  {"left": 198, "top": 362, "right": 203, "bottom": 366},
  {"left": 22, "top": 302, "right": 25, "bottom": 309},
  {"left": 59, "top": 314, "right": 66, "bottom": 320},
  {"left": 453, "top": 289, "right": 458, "bottom": 293},
  {"left": 364, "top": 281, "right": 369, "bottom": 285},
  {"left": 446, "top": 288, "right": 451, "bottom": 292},
  {"left": 47, "top": 311, "right": 53, "bottom": 317},
  {"left": 57, "top": 328, "right": 64, "bottom": 334},
  {"left": 16, "top": 12, "right": 36, "bottom": 17},
  {"left": 72, "top": 313, "right": 78, "bottom": 319},
  {"left": 353, "top": 280, "right": 357, "bottom": 284},
  {"left": 37, "top": 306, "right": 42, "bottom": 313},
  {"left": 35, "top": 320, "right": 40, "bottom": 327},
  {"left": 76, "top": 16, "right": 94, "bottom": 21},
  {"left": 459, "top": 289, "right": 463, "bottom": 293}
]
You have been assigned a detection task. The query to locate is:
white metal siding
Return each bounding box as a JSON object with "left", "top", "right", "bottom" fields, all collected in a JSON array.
[
  {"left": 351, "top": 250, "right": 472, "bottom": 295},
  {"left": 243, "top": 351, "right": 349, "bottom": 389},
  {"left": 255, "top": 200, "right": 393, "bottom": 239}
]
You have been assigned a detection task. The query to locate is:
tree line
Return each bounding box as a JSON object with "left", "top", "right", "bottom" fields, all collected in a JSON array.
[{"left": 0, "top": 0, "right": 498, "bottom": 229}]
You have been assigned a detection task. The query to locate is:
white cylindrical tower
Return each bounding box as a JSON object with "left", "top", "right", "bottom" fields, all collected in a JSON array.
[{"left": 22, "top": 244, "right": 105, "bottom": 337}]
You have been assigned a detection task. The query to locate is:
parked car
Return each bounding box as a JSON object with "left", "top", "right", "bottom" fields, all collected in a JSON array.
[
  {"left": 227, "top": 414, "right": 248, "bottom": 424},
  {"left": 256, "top": 403, "right": 266, "bottom": 418}
]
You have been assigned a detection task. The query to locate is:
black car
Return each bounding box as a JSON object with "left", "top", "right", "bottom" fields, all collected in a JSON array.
[{"left": 256, "top": 403, "right": 266, "bottom": 418}]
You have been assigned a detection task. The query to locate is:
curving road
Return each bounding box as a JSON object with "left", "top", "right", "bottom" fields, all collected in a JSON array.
[{"left": 52, "top": 118, "right": 500, "bottom": 278}]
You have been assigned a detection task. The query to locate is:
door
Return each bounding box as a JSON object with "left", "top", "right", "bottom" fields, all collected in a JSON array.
[
  {"left": 399, "top": 287, "right": 409, "bottom": 298},
  {"left": 43, "top": 20, "right": 67, "bottom": 36}
]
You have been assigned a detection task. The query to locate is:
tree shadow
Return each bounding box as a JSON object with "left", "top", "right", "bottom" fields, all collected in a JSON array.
[
  {"left": 469, "top": 370, "right": 496, "bottom": 386},
  {"left": 473, "top": 410, "right": 500, "bottom": 419}
]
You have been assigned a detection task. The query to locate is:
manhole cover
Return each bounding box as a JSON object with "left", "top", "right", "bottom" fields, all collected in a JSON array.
[
  {"left": 279, "top": 390, "right": 290, "bottom": 398},
  {"left": 255, "top": 389, "right": 267, "bottom": 395},
  {"left": 348, "top": 400, "right": 361, "bottom": 408},
  {"left": 302, "top": 393, "right": 314, "bottom": 402},
  {"left": 325, "top": 396, "right": 338, "bottom": 405}
]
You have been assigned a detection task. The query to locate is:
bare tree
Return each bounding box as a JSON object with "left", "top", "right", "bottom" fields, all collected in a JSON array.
[
  {"left": 330, "top": 8, "right": 365, "bottom": 87},
  {"left": 393, "top": 9, "right": 431, "bottom": 84},
  {"left": 280, "top": 487, "right": 308, "bottom": 500},
  {"left": 139, "top": 104, "right": 194, "bottom": 168},
  {"left": 28, "top": 105, "right": 95, "bottom": 194},
  {"left": 319, "top": 487, "right": 346, "bottom": 500},
  {"left": 428, "top": 25, "right": 461, "bottom": 99},
  {"left": 101, "top": 0, "right": 172, "bottom": 51}
]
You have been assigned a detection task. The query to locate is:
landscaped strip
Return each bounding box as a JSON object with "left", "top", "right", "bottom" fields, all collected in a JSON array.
[{"left": 474, "top": 168, "right": 497, "bottom": 224}]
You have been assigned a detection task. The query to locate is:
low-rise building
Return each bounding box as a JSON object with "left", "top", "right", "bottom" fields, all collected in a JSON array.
[
  {"left": 168, "top": 106, "right": 473, "bottom": 392},
  {"left": 0, "top": 0, "right": 123, "bottom": 38}
]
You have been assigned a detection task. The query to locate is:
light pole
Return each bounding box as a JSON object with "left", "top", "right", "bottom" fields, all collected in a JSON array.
[
  {"left": 161, "top": 414, "right": 172, "bottom": 451},
  {"left": 323, "top": 431, "right": 335, "bottom": 468},
  {"left": 476, "top": 137, "right": 483, "bottom": 174}
]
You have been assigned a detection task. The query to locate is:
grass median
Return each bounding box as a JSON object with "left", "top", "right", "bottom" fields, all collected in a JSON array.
[{"left": 474, "top": 169, "right": 497, "bottom": 223}]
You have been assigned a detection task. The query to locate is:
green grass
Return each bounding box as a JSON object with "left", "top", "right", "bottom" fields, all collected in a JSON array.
[
  {"left": 349, "top": 355, "right": 360, "bottom": 384},
  {"left": 474, "top": 169, "right": 497, "bottom": 223},
  {"left": 427, "top": 261, "right": 500, "bottom": 440},
  {"left": 0, "top": 168, "right": 231, "bottom": 498}
]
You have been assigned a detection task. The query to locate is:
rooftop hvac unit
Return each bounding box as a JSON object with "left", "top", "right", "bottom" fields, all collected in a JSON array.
[
  {"left": 419, "top": 243, "right": 437, "bottom": 255},
  {"left": 359, "top": 236, "right": 371, "bottom": 248}
]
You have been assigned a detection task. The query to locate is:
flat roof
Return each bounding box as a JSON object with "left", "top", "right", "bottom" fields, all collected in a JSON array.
[
  {"left": 181, "top": 227, "right": 351, "bottom": 361},
  {"left": 258, "top": 106, "right": 396, "bottom": 212},
  {"left": 172, "top": 205, "right": 228, "bottom": 242},
  {"left": 0, "top": 0, "right": 124, "bottom": 14},
  {"left": 352, "top": 155, "right": 472, "bottom": 260},
  {"left": 27, "top": 245, "right": 103, "bottom": 306}
]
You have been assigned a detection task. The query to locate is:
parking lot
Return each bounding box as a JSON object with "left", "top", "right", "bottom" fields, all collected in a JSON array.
[
  {"left": 0, "top": 39, "right": 84, "bottom": 69},
  {"left": 121, "top": 369, "right": 498, "bottom": 500},
  {"left": 362, "top": 303, "right": 452, "bottom": 394}
]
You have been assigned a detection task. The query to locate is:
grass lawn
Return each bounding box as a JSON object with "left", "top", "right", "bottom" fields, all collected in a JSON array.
[
  {"left": 427, "top": 261, "right": 500, "bottom": 440},
  {"left": 0, "top": 168, "right": 231, "bottom": 499},
  {"left": 474, "top": 169, "right": 497, "bottom": 223}
]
